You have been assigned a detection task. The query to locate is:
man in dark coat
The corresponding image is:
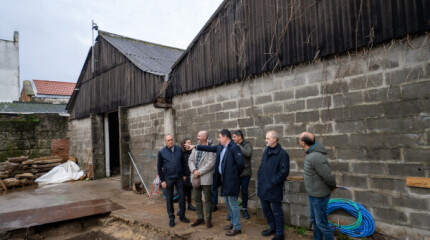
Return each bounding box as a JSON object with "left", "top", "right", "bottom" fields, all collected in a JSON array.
[
  {"left": 187, "top": 129, "right": 244, "bottom": 236},
  {"left": 157, "top": 134, "right": 190, "bottom": 227},
  {"left": 257, "top": 130, "right": 290, "bottom": 240}
]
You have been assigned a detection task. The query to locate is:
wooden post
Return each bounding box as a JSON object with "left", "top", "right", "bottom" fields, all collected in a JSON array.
[
  {"left": 0, "top": 179, "right": 7, "bottom": 192},
  {"left": 406, "top": 177, "right": 430, "bottom": 189}
]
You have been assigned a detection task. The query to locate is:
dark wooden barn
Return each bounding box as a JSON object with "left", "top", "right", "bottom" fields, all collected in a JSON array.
[
  {"left": 67, "top": 31, "right": 183, "bottom": 119},
  {"left": 169, "top": 0, "right": 430, "bottom": 95}
]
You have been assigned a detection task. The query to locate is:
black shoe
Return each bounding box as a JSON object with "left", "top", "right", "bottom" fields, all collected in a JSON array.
[
  {"left": 242, "top": 209, "right": 250, "bottom": 219},
  {"left": 180, "top": 216, "right": 190, "bottom": 223},
  {"left": 212, "top": 205, "right": 218, "bottom": 212},
  {"left": 271, "top": 235, "right": 284, "bottom": 240},
  {"left": 261, "top": 228, "right": 276, "bottom": 237},
  {"left": 188, "top": 204, "right": 196, "bottom": 211},
  {"left": 169, "top": 219, "right": 175, "bottom": 227}
]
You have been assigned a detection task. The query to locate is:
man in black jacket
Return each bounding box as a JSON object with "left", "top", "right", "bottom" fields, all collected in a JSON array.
[
  {"left": 157, "top": 134, "right": 190, "bottom": 227},
  {"left": 187, "top": 129, "right": 244, "bottom": 236},
  {"left": 258, "top": 130, "right": 289, "bottom": 240}
]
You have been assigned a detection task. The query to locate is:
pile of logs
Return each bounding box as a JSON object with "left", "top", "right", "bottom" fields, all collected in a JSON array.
[{"left": 0, "top": 155, "right": 63, "bottom": 190}]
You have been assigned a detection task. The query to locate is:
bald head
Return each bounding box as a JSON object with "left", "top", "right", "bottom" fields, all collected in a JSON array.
[
  {"left": 197, "top": 130, "right": 208, "bottom": 145},
  {"left": 299, "top": 132, "right": 315, "bottom": 150},
  {"left": 165, "top": 134, "right": 174, "bottom": 148}
]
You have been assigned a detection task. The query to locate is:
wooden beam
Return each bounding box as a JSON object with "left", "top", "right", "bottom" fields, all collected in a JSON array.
[
  {"left": 0, "top": 179, "right": 7, "bottom": 192},
  {"left": 406, "top": 177, "right": 430, "bottom": 189}
]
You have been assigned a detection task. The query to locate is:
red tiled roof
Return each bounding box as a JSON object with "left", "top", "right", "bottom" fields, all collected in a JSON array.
[{"left": 33, "top": 80, "right": 76, "bottom": 96}]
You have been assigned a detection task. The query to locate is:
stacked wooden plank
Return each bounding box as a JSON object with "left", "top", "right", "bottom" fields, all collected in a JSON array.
[{"left": 0, "top": 156, "right": 63, "bottom": 190}]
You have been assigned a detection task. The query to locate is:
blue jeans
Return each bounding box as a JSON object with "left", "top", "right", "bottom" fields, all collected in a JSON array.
[
  {"left": 224, "top": 196, "right": 241, "bottom": 230},
  {"left": 239, "top": 176, "right": 251, "bottom": 209},
  {"left": 309, "top": 195, "right": 334, "bottom": 240},
  {"left": 212, "top": 187, "right": 218, "bottom": 205},
  {"left": 260, "top": 199, "right": 284, "bottom": 236}
]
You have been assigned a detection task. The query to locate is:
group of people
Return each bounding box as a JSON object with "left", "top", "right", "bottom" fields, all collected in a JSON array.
[{"left": 157, "top": 129, "right": 336, "bottom": 240}]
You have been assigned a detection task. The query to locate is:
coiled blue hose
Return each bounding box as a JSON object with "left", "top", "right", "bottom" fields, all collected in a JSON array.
[{"left": 327, "top": 198, "right": 375, "bottom": 237}]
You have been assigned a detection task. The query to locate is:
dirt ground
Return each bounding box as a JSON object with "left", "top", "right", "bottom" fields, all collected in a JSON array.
[{"left": 0, "top": 177, "right": 314, "bottom": 240}]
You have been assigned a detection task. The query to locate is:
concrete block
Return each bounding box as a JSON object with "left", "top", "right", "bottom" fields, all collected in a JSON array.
[
  {"left": 402, "top": 81, "right": 430, "bottom": 100},
  {"left": 203, "top": 95, "right": 215, "bottom": 105},
  {"left": 246, "top": 127, "right": 264, "bottom": 138},
  {"left": 237, "top": 118, "right": 253, "bottom": 128},
  {"left": 320, "top": 81, "right": 349, "bottom": 95},
  {"left": 372, "top": 207, "right": 408, "bottom": 225},
  {"left": 349, "top": 73, "right": 383, "bottom": 91},
  {"left": 285, "top": 123, "right": 306, "bottom": 136},
  {"left": 403, "top": 148, "right": 430, "bottom": 163},
  {"left": 274, "top": 90, "right": 294, "bottom": 101},
  {"left": 335, "top": 120, "right": 365, "bottom": 133},
  {"left": 331, "top": 188, "right": 353, "bottom": 199},
  {"left": 351, "top": 162, "right": 386, "bottom": 175},
  {"left": 367, "top": 117, "right": 402, "bottom": 133},
  {"left": 274, "top": 113, "right": 295, "bottom": 124},
  {"left": 320, "top": 108, "right": 349, "bottom": 121},
  {"left": 223, "top": 100, "right": 237, "bottom": 110},
  {"left": 238, "top": 97, "right": 253, "bottom": 108},
  {"left": 340, "top": 175, "right": 368, "bottom": 189},
  {"left": 410, "top": 213, "right": 430, "bottom": 230},
  {"left": 307, "top": 96, "right": 331, "bottom": 110},
  {"left": 320, "top": 135, "right": 349, "bottom": 147},
  {"left": 386, "top": 66, "right": 425, "bottom": 85},
  {"left": 263, "top": 104, "right": 283, "bottom": 115},
  {"left": 350, "top": 134, "right": 384, "bottom": 148},
  {"left": 354, "top": 191, "right": 389, "bottom": 207},
  {"left": 284, "top": 100, "right": 305, "bottom": 112},
  {"left": 229, "top": 110, "right": 239, "bottom": 119},
  {"left": 307, "top": 123, "right": 333, "bottom": 135},
  {"left": 392, "top": 196, "right": 428, "bottom": 210},
  {"left": 295, "top": 85, "right": 319, "bottom": 99},
  {"left": 307, "top": 69, "right": 333, "bottom": 84},
  {"left": 283, "top": 75, "right": 306, "bottom": 88},
  {"left": 334, "top": 61, "right": 364, "bottom": 79},
  {"left": 216, "top": 112, "right": 229, "bottom": 121},
  {"left": 384, "top": 133, "right": 425, "bottom": 148},
  {"left": 254, "top": 94, "right": 273, "bottom": 105},
  {"left": 387, "top": 163, "right": 426, "bottom": 177},
  {"left": 296, "top": 111, "right": 319, "bottom": 123},
  {"left": 216, "top": 94, "right": 229, "bottom": 103},
  {"left": 363, "top": 87, "right": 401, "bottom": 103},
  {"left": 333, "top": 91, "right": 364, "bottom": 107},
  {"left": 349, "top": 104, "right": 384, "bottom": 119},
  {"left": 209, "top": 103, "right": 222, "bottom": 112},
  {"left": 368, "top": 58, "right": 399, "bottom": 71},
  {"left": 254, "top": 116, "right": 274, "bottom": 126},
  {"left": 365, "top": 148, "right": 401, "bottom": 161},
  {"left": 329, "top": 161, "right": 349, "bottom": 172},
  {"left": 192, "top": 99, "right": 203, "bottom": 107}
]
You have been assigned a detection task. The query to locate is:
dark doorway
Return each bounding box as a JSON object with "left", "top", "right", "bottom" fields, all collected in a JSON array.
[{"left": 108, "top": 111, "right": 120, "bottom": 176}]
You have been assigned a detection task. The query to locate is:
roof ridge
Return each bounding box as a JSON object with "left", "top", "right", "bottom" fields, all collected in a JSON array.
[
  {"left": 98, "top": 30, "right": 184, "bottom": 51},
  {"left": 33, "top": 79, "right": 76, "bottom": 84}
]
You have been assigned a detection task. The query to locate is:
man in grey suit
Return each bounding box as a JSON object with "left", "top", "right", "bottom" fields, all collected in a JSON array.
[{"left": 188, "top": 130, "right": 216, "bottom": 228}]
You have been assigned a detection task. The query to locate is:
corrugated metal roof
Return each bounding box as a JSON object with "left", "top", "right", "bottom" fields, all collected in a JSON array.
[
  {"left": 0, "top": 102, "right": 67, "bottom": 114},
  {"left": 99, "top": 31, "right": 184, "bottom": 75},
  {"left": 33, "top": 80, "right": 75, "bottom": 96}
]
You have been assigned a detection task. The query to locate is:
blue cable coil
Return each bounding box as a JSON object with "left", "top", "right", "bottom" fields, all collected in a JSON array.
[{"left": 327, "top": 198, "right": 375, "bottom": 238}]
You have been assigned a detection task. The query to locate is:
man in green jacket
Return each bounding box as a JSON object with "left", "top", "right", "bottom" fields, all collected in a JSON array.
[
  {"left": 299, "top": 132, "right": 336, "bottom": 240},
  {"left": 232, "top": 130, "right": 253, "bottom": 219}
]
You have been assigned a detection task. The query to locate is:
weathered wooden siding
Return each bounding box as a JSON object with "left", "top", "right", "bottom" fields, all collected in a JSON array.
[
  {"left": 170, "top": 0, "right": 430, "bottom": 95},
  {"left": 71, "top": 38, "right": 165, "bottom": 119}
]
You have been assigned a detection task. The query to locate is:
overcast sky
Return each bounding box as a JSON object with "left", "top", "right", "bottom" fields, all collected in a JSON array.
[{"left": 0, "top": 0, "right": 223, "bottom": 86}]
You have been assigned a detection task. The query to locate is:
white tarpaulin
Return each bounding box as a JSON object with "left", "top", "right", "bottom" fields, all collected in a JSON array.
[{"left": 35, "top": 160, "right": 84, "bottom": 185}]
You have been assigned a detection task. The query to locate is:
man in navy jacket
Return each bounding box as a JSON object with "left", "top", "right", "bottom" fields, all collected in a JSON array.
[
  {"left": 188, "top": 129, "right": 244, "bottom": 236},
  {"left": 157, "top": 134, "right": 190, "bottom": 227},
  {"left": 258, "top": 130, "right": 290, "bottom": 240}
]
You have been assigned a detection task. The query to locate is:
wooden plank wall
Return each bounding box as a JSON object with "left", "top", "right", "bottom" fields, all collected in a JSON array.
[
  {"left": 170, "top": 0, "right": 430, "bottom": 96},
  {"left": 72, "top": 38, "right": 165, "bottom": 119}
]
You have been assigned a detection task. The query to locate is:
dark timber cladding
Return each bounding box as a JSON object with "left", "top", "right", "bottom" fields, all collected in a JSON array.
[
  {"left": 67, "top": 31, "right": 183, "bottom": 119},
  {"left": 169, "top": 0, "right": 430, "bottom": 95}
]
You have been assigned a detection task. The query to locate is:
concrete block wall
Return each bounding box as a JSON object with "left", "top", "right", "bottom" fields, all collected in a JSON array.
[
  {"left": 69, "top": 117, "right": 92, "bottom": 168},
  {"left": 127, "top": 104, "right": 165, "bottom": 190},
  {"left": 171, "top": 34, "right": 430, "bottom": 239}
]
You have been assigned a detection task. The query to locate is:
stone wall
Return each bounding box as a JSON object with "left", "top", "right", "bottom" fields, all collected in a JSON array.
[
  {"left": 127, "top": 104, "right": 165, "bottom": 190},
  {"left": 69, "top": 117, "right": 92, "bottom": 168},
  {"left": 170, "top": 35, "right": 430, "bottom": 239},
  {"left": 0, "top": 114, "right": 69, "bottom": 162}
]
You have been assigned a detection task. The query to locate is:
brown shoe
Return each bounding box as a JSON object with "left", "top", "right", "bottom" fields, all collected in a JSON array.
[
  {"left": 206, "top": 219, "right": 213, "bottom": 228},
  {"left": 223, "top": 224, "right": 233, "bottom": 230},
  {"left": 191, "top": 219, "right": 205, "bottom": 227},
  {"left": 225, "top": 228, "right": 242, "bottom": 236}
]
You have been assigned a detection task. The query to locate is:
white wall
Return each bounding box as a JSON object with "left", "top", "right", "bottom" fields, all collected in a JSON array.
[{"left": 0, "top": 32, "right": 19, "bottom": 102}]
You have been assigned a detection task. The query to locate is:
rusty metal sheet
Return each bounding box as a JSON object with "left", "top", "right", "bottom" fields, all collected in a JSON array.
[{"left": 0, "top": 198, "right": 124, "bottom": 232}]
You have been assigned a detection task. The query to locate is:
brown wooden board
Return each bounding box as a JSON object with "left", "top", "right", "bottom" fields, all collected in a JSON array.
[
  {"left": 406, "top": 177, "right": 430, "bottom": 189},
  {"left": 0, "top": 198, "right": 124, "bottom": 232}
]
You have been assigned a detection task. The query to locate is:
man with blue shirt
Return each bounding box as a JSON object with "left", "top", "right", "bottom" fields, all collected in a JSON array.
[
  {"left": 157, "top": 134, "right": 190, "bottom": 227},
  {"left": 187, "top": 129, "right": 244, "bottom": 236}
]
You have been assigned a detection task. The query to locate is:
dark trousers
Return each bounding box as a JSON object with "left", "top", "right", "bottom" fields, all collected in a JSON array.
[
  {"left": 239, "top": 176, "right": 251, "bottom": 209},
  {"left": 165, "top": 178, "right": 185, "bottom": 220},
  {"left": 194, "top": 185, "right": 212, "bottom": 220},
  {"left": 260, "top": 199, "right": 284, "bottom": 237},
  {"left": 184, "top": 185, "right": 192, "bottom": 204},
  {"left": 309, "top": 195, "right": 334, "bottom": 240},
  {"left": 212, "top": 186, "right": 218, "bottom": 205}
]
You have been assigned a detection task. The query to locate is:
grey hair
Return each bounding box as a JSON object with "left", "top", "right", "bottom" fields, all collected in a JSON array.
[{"left": 268, "top": 130, "right": 279, "bottom": 142}]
